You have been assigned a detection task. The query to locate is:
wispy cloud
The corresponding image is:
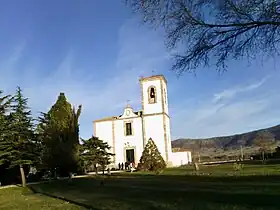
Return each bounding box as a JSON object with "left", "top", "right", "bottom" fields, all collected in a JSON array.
[
  {"left": 212, "top": 76, "right": 269, "bottom": 103},
  {"left": 0, "top": 41, "right": 27, "bottom": 87},
  {"left": 171, "top": 76, "right": 280, "bottom": 139},
  {"left": 1, "top": 18, "right": 279, "bottom": 141},
  {"left": 7, "top": 41, "right": 26, "bottom": 66},
  {"left": 0, "top": 18, "right": 169, "bottom": 139}
]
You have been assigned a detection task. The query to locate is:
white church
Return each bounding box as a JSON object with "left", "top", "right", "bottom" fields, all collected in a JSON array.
[{"left": 93, "top": 75, "right": 191, "bottom": 167}]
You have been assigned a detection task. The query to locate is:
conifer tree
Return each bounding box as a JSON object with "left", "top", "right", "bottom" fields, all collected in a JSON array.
[
  {"left": 66, "top": 104, "right": 82, "bottom": 173},
  {"left": 137, "top": 138, "right": 166, "bottom": 172},
  {"left": 39, "top": 93, "right": 81, "bottom": 176},
  {"left": 0, "top": 87, "right": 35, "bottom": 187},
  {"left": 0, "top": 90, "right": 13, "bottom": 185},
  {"left": 0, "top": 90, "right": 12, "bottom": 138},
  {"left": 0, "top": 90, "right": 12, "bottom": 163},
  {"left": 79, "top": 136, "right": 114, "bottom": 174}
]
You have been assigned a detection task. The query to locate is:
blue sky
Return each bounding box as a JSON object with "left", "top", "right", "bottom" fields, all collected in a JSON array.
[{"left": 0, "top": 0, "right": 279, "bottom": 140}]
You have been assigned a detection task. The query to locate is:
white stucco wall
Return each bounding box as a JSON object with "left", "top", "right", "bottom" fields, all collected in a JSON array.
[
  {"left": 113, "top": 120, "right": 123, "bottom": 165},
  {"left": 143, "top": 115, "right": 167, "bottom": 161},
  {"left": 95, "top": 121, "right": 113, "bottom": 150},
  {"left": 161, "top": 82, "right": 169, "bottom": 115},
  {"left": 170, "top": 151, "right": 192, "bottom": 167},
  {"left": 164, "top": 116, "right": 173, "bottom": 159},
  {"left": 114, "top": 117, "right": 144, "bottom": 165}
]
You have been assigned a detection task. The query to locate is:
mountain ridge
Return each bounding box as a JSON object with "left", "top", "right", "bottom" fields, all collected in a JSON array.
[{"left": 172, "top": 124, "right": 280, "bottom": 151}]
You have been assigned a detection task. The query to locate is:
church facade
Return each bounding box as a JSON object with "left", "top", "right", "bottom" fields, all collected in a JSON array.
[{"left": 93, "top": 75, "right": 191, "bottom": 167}]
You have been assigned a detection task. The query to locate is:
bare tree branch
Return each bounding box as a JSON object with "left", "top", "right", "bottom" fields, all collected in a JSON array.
[{"left": 126, "top": 0, "right": 280, "bottom": 74}]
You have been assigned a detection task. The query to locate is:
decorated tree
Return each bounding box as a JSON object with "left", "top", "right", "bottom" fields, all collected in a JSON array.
[
  {"left": 137, "top": 138, "right": 166, "bottom": 172},
  {"left": 79, "top": 136, "right": 114, "bottom": 174}
]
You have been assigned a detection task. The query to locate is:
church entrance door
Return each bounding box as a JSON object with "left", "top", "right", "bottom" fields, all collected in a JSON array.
[{"left": 126, "top": 149, "right": 135, "bottom": 163}]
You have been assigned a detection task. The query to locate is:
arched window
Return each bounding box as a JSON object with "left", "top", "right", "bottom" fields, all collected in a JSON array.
[{"left": 148, "top": 86, "right": 157, "bottom": 104}]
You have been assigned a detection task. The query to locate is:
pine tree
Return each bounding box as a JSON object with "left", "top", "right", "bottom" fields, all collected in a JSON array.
[
  {"left": 0, "top": 90, "right": 13, "bottom": 164},
  {"left": 0, "top": 90, "right": 13, "bottom": 185},
  {"left": 0, "top": 90, "right": 12, "bottom": 140},
  {"left": 79, "top": 136, "right": 114, "bottom": 174},
  {"left": 137, "top": 138, "right": 166, "bottom": 172},
  {"left": 0, "top": 87, "right": 36, "bottom": 187}
]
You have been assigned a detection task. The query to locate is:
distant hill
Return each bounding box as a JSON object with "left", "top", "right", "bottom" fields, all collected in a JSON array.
[{"left": 172, "top": 124, "right": 280, "bottom": 152}]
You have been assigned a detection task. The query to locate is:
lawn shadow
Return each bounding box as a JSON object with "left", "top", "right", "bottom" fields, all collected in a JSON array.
[{"left": 30, "top": 174, "right": 280, "bottom": 210}]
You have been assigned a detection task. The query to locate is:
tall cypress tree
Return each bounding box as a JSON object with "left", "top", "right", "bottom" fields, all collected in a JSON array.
[
  {"left": 0, "top": 87, "right": 35, "bottom": 187},
  {"left": 68, "top": 105, "right": 82, "bottom": 173},
  {"left": 39, "top": 93, "right": 81, "bottom": 176}
]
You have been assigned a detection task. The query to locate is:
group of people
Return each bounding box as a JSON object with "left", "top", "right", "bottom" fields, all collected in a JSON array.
[{"left": 118, "top": 162, "right": 136, "bottom": 172}]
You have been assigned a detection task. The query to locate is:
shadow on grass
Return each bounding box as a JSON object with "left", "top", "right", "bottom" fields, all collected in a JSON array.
[
  {"left": 242, "top": 159, "right": 280, "bottom": 165},
  {"left": 30, "top": 174, "right": 280, "bottom": 210},
  {"left": 28, "top": 185, "right": 95, "bottom": 209}
]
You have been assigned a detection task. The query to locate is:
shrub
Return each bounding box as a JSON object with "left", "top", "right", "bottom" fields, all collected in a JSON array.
[{"left": 137, "top": 138, "right": 166, "bottom": 172}]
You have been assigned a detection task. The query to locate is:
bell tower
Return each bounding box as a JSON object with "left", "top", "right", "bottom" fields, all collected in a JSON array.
[
  {"left": 139, "top": 75, "right": 169, "bottom": 116},
  {"left": 139, "top": 75, "right": 172, "bottom": 164}
]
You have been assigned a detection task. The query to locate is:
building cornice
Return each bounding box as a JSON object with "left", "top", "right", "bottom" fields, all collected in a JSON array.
[
  {"left": 93, "top": 117, "right": 117, "bottom": 123},
  {"left": 93, "top": 112, "right": 170, "bottom": 125},
  {"left": 142, "top": 112, "right": 170, "bottom": 119},
  {"left": 139, "top": 75, "right": 167, "bottom": 84}
]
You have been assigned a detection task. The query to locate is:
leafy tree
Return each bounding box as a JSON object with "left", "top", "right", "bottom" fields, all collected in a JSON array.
[
  {"left": 0, "top": 87, "right": 36, "bottom": 187},
  {"left": 253, "top": 130, "right": 275, "bottom": 161},
  {"left": 137, "top": 138, "right": 166, "bottom": 172},
  {"left": 127, "top": 0, "right": 280, "bottom": 74},
  {"left": 39, "top": 93, "right": 81, "bottom": 176},
  {"left": 79, "top": 136, "right": 114, "bottom": 174}
]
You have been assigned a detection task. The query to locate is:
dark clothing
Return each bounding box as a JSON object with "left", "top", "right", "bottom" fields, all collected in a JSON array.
[{"left": 118, "top": 163, "right": 121, "bottom": 170}]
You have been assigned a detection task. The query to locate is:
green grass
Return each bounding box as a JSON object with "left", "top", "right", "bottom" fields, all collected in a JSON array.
[
  {"left": 0, "top": 186, "right": 84, "bottom": 209},
  {"left": 31, "top": 163, "right": 280, "bottom": 210}
]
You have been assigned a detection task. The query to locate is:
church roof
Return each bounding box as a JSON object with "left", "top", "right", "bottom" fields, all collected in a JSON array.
[
  {"left": 93, "top": 116, "right": 117, "bottom": 123},
  {"left": 94, "top": 111, "right": 142, "bottom": 123}
]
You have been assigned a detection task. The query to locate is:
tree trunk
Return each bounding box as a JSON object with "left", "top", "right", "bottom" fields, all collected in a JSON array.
[
  {"left": 20, "top": 164, "right": 26, "bottom": 187},
  {"left": 240, "top": 145, "right": 244, "bottom": 161},
  {"left": 262, "top": 151, "right": 265, "bottom": 162}
]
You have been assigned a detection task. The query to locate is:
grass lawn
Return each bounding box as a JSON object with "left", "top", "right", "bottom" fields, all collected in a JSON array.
[
  {"left": 31, "top": 163, "right": 280, "bottom": 210},
  {"left": 0, "top": 186, "right": 84, "bottom": 209}
]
